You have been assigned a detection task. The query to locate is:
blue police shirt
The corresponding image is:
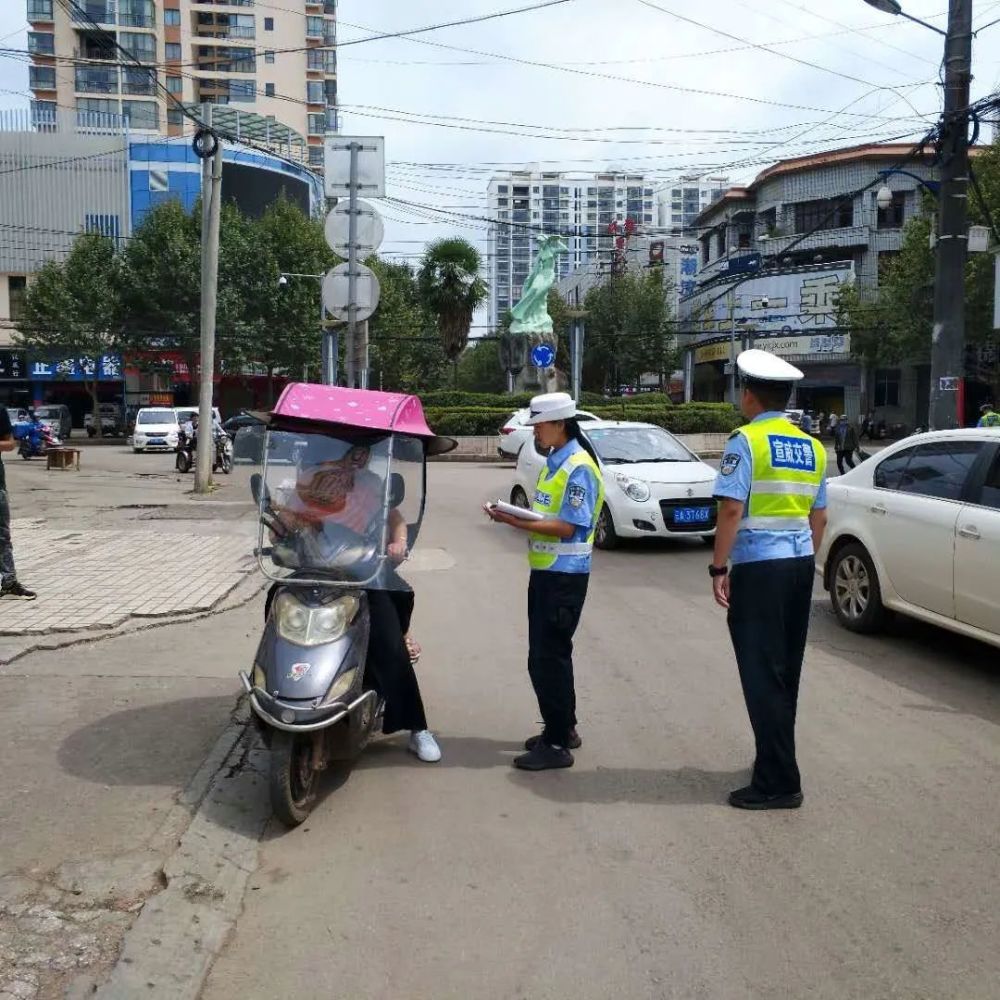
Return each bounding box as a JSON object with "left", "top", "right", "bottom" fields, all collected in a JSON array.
[
  {"left": 713, "top": 411, "right": 827, "bottom": 565},
  {"left": 537, "top": 438, "right": 601, "bottom": 574}
]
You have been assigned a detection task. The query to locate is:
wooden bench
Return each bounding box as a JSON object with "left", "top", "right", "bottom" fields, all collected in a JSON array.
[{"left": 46, "top": 447, "right": 81, "bottom": 471}]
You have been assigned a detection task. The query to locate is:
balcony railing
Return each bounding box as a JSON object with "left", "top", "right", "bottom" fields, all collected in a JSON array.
[
  {"left": 118, "top": 13, "right": 155, "bottom": 27},
  {"left": 75, "top": 67, "right": 119, "bottom": 93},
  {"left": 71, "top": 2, "right": 117, "bottom": 24},
  {"left": 197, "top": 25, "right": 256, "bottom": 39}
]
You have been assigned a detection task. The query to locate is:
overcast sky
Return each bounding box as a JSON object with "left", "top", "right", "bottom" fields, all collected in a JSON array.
[{"left": 3, "top": 0, "right": 1000, "bottom": 304}]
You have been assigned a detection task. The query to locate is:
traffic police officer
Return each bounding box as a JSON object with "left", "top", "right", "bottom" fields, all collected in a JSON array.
[
  {"left": 711, "top": 350, "right": 828, "bottom": 810},
  {"left": 977, "top": 401, "right": 1000, "bottom": 427},
  {"left": 485, "top": 392, "right": 604, "bottom": 771}
]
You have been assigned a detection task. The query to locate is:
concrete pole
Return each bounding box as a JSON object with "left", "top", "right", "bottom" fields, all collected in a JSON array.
[
  {"left": 929, "top": 0, "right": 973, "bottom": 429},
  {"left": 195, "top": 104, "right": 222, "bottom": 494}
]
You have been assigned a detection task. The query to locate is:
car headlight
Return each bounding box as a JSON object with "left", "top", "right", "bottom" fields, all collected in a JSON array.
[
  {"left": 615, "top": 473, "right": 651, "bottom": 502},
  {"left": 323, "top": 666, "right": 359, "bottom": 705},
  {"left": 275, "top": 592, "right": 360, "bottom": 647}
]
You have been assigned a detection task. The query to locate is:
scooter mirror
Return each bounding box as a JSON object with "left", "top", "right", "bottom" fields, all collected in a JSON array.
[{"left": 388, "top": 472, "right": 405, "bottom": 508}]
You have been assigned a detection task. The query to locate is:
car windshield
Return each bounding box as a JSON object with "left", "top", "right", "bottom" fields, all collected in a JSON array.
[
  {"left": 586, "top": 426, "right": 693, "bottom": 464},
  {"left": 138, "top": 411, "right": 176, "bottom": 425}
]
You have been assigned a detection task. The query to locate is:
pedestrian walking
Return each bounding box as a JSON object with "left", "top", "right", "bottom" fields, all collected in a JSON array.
[
  {"left": 0, "top": 406, "right": 37, "bottom": 600},
  {"left": 484, "top": 392, "right": 604, "bottom": 771},
  {"left": 976, "top": 401, "right": 1000, "bottom": 427},
  {"left": 833, "top": 414, "right": 859, "bottom": 475},
  {"left": 711, "top": 350, "right": 828, "bottom": 810},
  {"left": 800, "top": 411, "right": 813, "bottom": 435},
  {"left": 827, "top": 412, "right": 838, "bottom": 436}
]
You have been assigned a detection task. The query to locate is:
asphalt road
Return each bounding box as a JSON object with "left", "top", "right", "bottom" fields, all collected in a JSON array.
[{"left": 193, "top": 462, "right": 1000, "bottom": 1000}]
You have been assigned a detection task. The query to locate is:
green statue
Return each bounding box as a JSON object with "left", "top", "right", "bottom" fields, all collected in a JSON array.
[{"left": 509, "top": 234, "right": 568, "bottom": 335}]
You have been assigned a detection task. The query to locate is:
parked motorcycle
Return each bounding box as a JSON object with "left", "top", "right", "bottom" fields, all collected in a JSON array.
[
  {"left": 240, "top": 383, "right": 455, "bottom": 826},
  {"left": 176, "top": 427, "right": 233, "bottom": 474},
  {"left": 14, "top": 420, "right": 59, "bottom": 459}
]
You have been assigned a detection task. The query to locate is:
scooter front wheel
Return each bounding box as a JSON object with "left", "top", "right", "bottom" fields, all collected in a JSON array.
[
  {"left": 176, "top": 450, "right": 191, "bottom": 473},
  {"left": 269, "top": 730, "right": 317, "bottom": 827}
]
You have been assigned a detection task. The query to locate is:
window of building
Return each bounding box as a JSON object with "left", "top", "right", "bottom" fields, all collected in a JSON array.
[
  {"left": 165, "top": 42, "right": 182, "bottom": 60},
  {"left": 77, "top": 97, "right": 116, "bottom": 118},
  {"left": 122, "top": 67, "right": 156, "bottom": 95},
  {"left": 7, "top": 276, "right": 27, "bottom": 323},
  {"left": 229, "top": 79, "right": 255, "bottom": 102},
  {"left": 27, "top": 32, "right": 55, "bottom": 55},
  {"left": 27, "top": 0, "right": 54, "bottom": 17},
  {"left": 497, "top": 184, "right": 508, "bottom": 194},
  {"left": 307, "top": 112, "right": 326, "bottom": 134},
  {"left": 164, "top": 8, "right": 180, "bottom": 25},
  {"left": 122, "top": 100, "right": 159, "bottom": 129},
  {"left": 167, "top": 107, "right": 183, "bottom": 125},
  {"left": 308, "top": 145, "right": 324, "bottom": 166},
  {"left": 31, "top": 100, "right": 56, "bottom": 129},
  {"left": 84, "top": 214, "right": 121, "bottom": 240},
  {"left": 873, "top": 368, "right": 900, "bottom": 408},
  {"left": 264, "top": 17, "right": 274, "bottom": 30},
  {"left": 793, "top": 197, "right": 854, "bottom": 234},
  {"left": 265, "top": 82, "right": 275, "bottom": 96},
  {"left": 29, "top": 65, "right": 56, "bottom": 89},
  {"left": 166, "top": 76, "right": 182, "bottom": 94},
  {"left": 306, "top": 15, "right": 324, "bottom": 36},
  {"left": 307, "top": 80, "right": 323, "bottom": 103},
  {"left": 265, "top": 50, "right": 275, "bottom": 64},
  {"left": 877, "top": 190, "right": 907, "bottom": 229},
  {"left": 119, "top": 31, "right": 156, "bottom": 63}
]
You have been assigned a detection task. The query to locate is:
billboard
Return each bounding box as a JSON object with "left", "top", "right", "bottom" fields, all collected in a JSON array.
[{"left": 682, "top": 264, "right": 853, "bottom": 337}]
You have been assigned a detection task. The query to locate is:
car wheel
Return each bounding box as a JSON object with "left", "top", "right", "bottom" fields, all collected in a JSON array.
[
  {"left": 594, "top": 505, "right": 619, "bottom": 551},
  {"left": 830, "top": 542, "right": 886, "bottom": 634},
  {"left": 510, "top": 486, "right": 530, "bottom": 509}
]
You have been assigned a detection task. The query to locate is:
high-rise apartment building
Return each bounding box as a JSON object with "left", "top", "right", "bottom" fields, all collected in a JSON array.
[
  {"left": 486, "top": 168, "right": 656, "bottom": 331},
  {"left": 658, "top": 174, "right": 730, "bottom": 234},
  {"left": 25, "top": 0, "right": 337, "bottom": 167}
]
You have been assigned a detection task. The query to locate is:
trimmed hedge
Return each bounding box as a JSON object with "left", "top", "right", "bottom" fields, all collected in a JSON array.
[
  {"left": 425, "top": 403, "right": 741, "bottom": 437},
  {"left": 419, "top": 390, "right": 675, "bottom": 409}
]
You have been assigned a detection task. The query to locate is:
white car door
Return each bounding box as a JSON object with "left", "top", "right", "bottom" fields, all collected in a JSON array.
[
  {"left": 869, "top": 441, "right": 983, "bottom": 618},
  {"left": 954, "top": 445, "right": 1000, "bottom": 634}
]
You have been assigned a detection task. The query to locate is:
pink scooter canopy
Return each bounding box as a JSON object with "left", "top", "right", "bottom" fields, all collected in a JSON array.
[{"left": 264, "top": 383, "right": 457, "bottom": 455}]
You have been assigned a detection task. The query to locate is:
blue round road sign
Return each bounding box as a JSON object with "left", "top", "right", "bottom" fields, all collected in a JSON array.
[{"left": 531, "top": 343, "right": 555, "bottom": 368}]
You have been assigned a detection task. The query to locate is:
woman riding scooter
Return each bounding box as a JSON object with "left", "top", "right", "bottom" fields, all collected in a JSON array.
[{"left": 268, "top": 440, "right": 440, "bottom": 763}]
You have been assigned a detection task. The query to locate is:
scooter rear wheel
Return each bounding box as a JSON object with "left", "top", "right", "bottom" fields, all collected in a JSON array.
[{"left": 269, "top": 731, "right": 317, "bottom": 827}]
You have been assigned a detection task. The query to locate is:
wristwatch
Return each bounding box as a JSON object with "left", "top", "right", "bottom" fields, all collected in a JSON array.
[{"left": 708, "top": 564, "right": 729, "bottom": 578}]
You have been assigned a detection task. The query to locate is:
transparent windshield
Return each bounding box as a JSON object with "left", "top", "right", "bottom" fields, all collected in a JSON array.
[
  {"left": 256, "top": 429, "right": 425, "bottom": 591},
  {"left": 587, "top": 427, "right": 694, "bottom": 464}
]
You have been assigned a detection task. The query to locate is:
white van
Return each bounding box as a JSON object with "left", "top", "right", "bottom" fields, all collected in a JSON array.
[{"left": 132, "top": 407, "right": 180, "bottom": 453}]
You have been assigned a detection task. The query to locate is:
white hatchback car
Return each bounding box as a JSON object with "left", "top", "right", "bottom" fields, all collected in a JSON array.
[
  {"left": 132, "top": 407, "right": 180, "bottom": 452},
  {"left": 499, "top": 406, "right": 599, "bottom": 458},
  {"left": 510, "top": 420, "right": 718, "bottom": 548},
  {"left": 819, "top": 428, "right": 1000, "bottom": 648}
]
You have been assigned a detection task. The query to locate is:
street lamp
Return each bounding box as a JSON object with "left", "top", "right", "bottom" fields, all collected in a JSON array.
[{"left": 862, "top": 0, "right": 947, "bottom": 34}]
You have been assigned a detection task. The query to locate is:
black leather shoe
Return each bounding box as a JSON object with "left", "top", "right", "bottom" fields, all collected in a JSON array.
[
  {"left": 525, "top": 728, "right": 581, "bottom": 751},
  {"left": 513, "top": 743, "right": 574, "bottom": 771},
  {"left": 728, "top": 785, "right": 803, "bottom": 810}
]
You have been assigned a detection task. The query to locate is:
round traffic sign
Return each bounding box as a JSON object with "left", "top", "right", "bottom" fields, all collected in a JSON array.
[
  {"left": 321, "top": 262, "right": 381, "bottom": 322},
  {"left": 324, "top": 199, "right": 385, "bottom": 258},
  {"left": 531, "top": 343, "right": 556, "bottom": 368}
]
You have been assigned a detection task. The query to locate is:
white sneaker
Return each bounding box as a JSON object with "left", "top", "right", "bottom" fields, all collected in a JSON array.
[{"left": 408, "top": 730, "right": 441, "bottom": 763}]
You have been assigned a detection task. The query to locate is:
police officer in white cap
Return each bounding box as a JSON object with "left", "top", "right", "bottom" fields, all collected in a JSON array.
[
  {"left": 485, "top": 391, "right": 605, "bottom": 770},
  {"left": 711, "top": 349, "right": 828, "bottom": 810}
]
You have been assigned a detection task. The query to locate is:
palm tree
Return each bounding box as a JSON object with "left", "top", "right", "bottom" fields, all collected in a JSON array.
[{"left": 418, "top": 238, "right": 488, "bottom": 382}]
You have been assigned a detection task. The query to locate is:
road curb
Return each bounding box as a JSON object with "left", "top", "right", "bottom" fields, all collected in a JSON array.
[{"left": 93, "top": 706, "right": 269, "bottom": 999}]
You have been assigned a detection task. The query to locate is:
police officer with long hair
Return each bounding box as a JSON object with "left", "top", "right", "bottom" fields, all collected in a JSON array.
[
  {"left": 486, "top": 392, "right": 604, "bottom": 771},
  {"left": 711, "top": 350, "right": 828, "bottom": 810}
]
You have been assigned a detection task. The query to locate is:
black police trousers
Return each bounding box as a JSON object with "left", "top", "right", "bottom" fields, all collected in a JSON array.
[
  {"left": 727, "top": 556, "right": 815, "bottom": 796},
  {"left": 527, "top": 570, "right": 589, "bottom": 747}
]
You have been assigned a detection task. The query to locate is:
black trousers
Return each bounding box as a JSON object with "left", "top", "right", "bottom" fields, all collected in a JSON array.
[
  {"left": 0, "top": 487, "right": 15, "bottom": 584},
  {"left": 835, "top": 449, "right": 856, "bottom": 475},
  {"left": 727, "top": 557, "right": 815, "bottom": 796},
  {"left": 527, "top": 570, "right": 589, "bottom": 747},
  {"left": 265, "top": 584, "right": 427, "bottom": 735}
]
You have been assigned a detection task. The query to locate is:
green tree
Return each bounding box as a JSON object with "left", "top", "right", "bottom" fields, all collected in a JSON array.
[
  {"left": 581, "top": 270, "right": 675, "bottom": 393},
  {"left": 366, "top": 256, "right": 449, "bottom": 392},
  {"left": 19, "top": 233, "right": 121, "bottom": 427},
  {"left": 418, "top": 237, "right": 488, "bottom": 384},
  {"left": 454, "top": 338, "right": 506, "bottom": 392}
]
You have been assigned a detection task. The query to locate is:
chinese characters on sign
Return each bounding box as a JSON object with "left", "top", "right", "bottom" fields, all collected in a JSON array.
[
  {"left": 769, "top": 435, "right": 817, "bottom": 472},
  {"left": 798, "top": 272, "right": 842, "bottom": 326},
  {"left": 0, "top": 350, "right": 25, "bottom": 379},
  {"left": 29, "top": 355, "right": 123, "bottom": 381}
]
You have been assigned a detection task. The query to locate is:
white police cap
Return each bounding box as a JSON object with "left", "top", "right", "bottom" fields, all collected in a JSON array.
[
  {"left": 736, "top": 348, "right": 804, "bottom": 384},
  {"left": 525, "top": 391, "right": 577, "bottom": 425}
]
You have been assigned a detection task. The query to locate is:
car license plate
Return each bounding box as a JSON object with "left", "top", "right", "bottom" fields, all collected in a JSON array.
[
  {"left": 673, "top": 506, "right": 712, "bottom": 524},
  {"left": 149, "top": 437, "right": 165, "bottom": 444}
]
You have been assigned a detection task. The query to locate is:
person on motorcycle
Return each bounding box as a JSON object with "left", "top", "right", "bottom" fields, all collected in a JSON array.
[
  {"left": 272, "top": 443, "right": 441, "bottom": 763},
  {"left": 181, "top": 412, "right": 198, "bottom": 455}
]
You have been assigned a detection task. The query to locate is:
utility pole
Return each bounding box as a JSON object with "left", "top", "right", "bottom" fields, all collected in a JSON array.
[
  {"left": 195, "top": 104, "right": 222, "bottom": 494},
  {"left": 345, "top": 141, "right": 360, "bottom": 388},
  {"left": 728, "top": 290, "right": 738, "bottom": 405},
  {"left": 929, "top": 0, "right": 973, "bottom": 429}
]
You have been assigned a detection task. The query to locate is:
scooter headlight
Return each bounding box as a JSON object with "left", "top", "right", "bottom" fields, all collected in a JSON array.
[
  {"left": 275, "top": 593, "right": 360, "bottom": 647},
  {"left": 323, "top": 666, "right": 359, "bottom": 705}
]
